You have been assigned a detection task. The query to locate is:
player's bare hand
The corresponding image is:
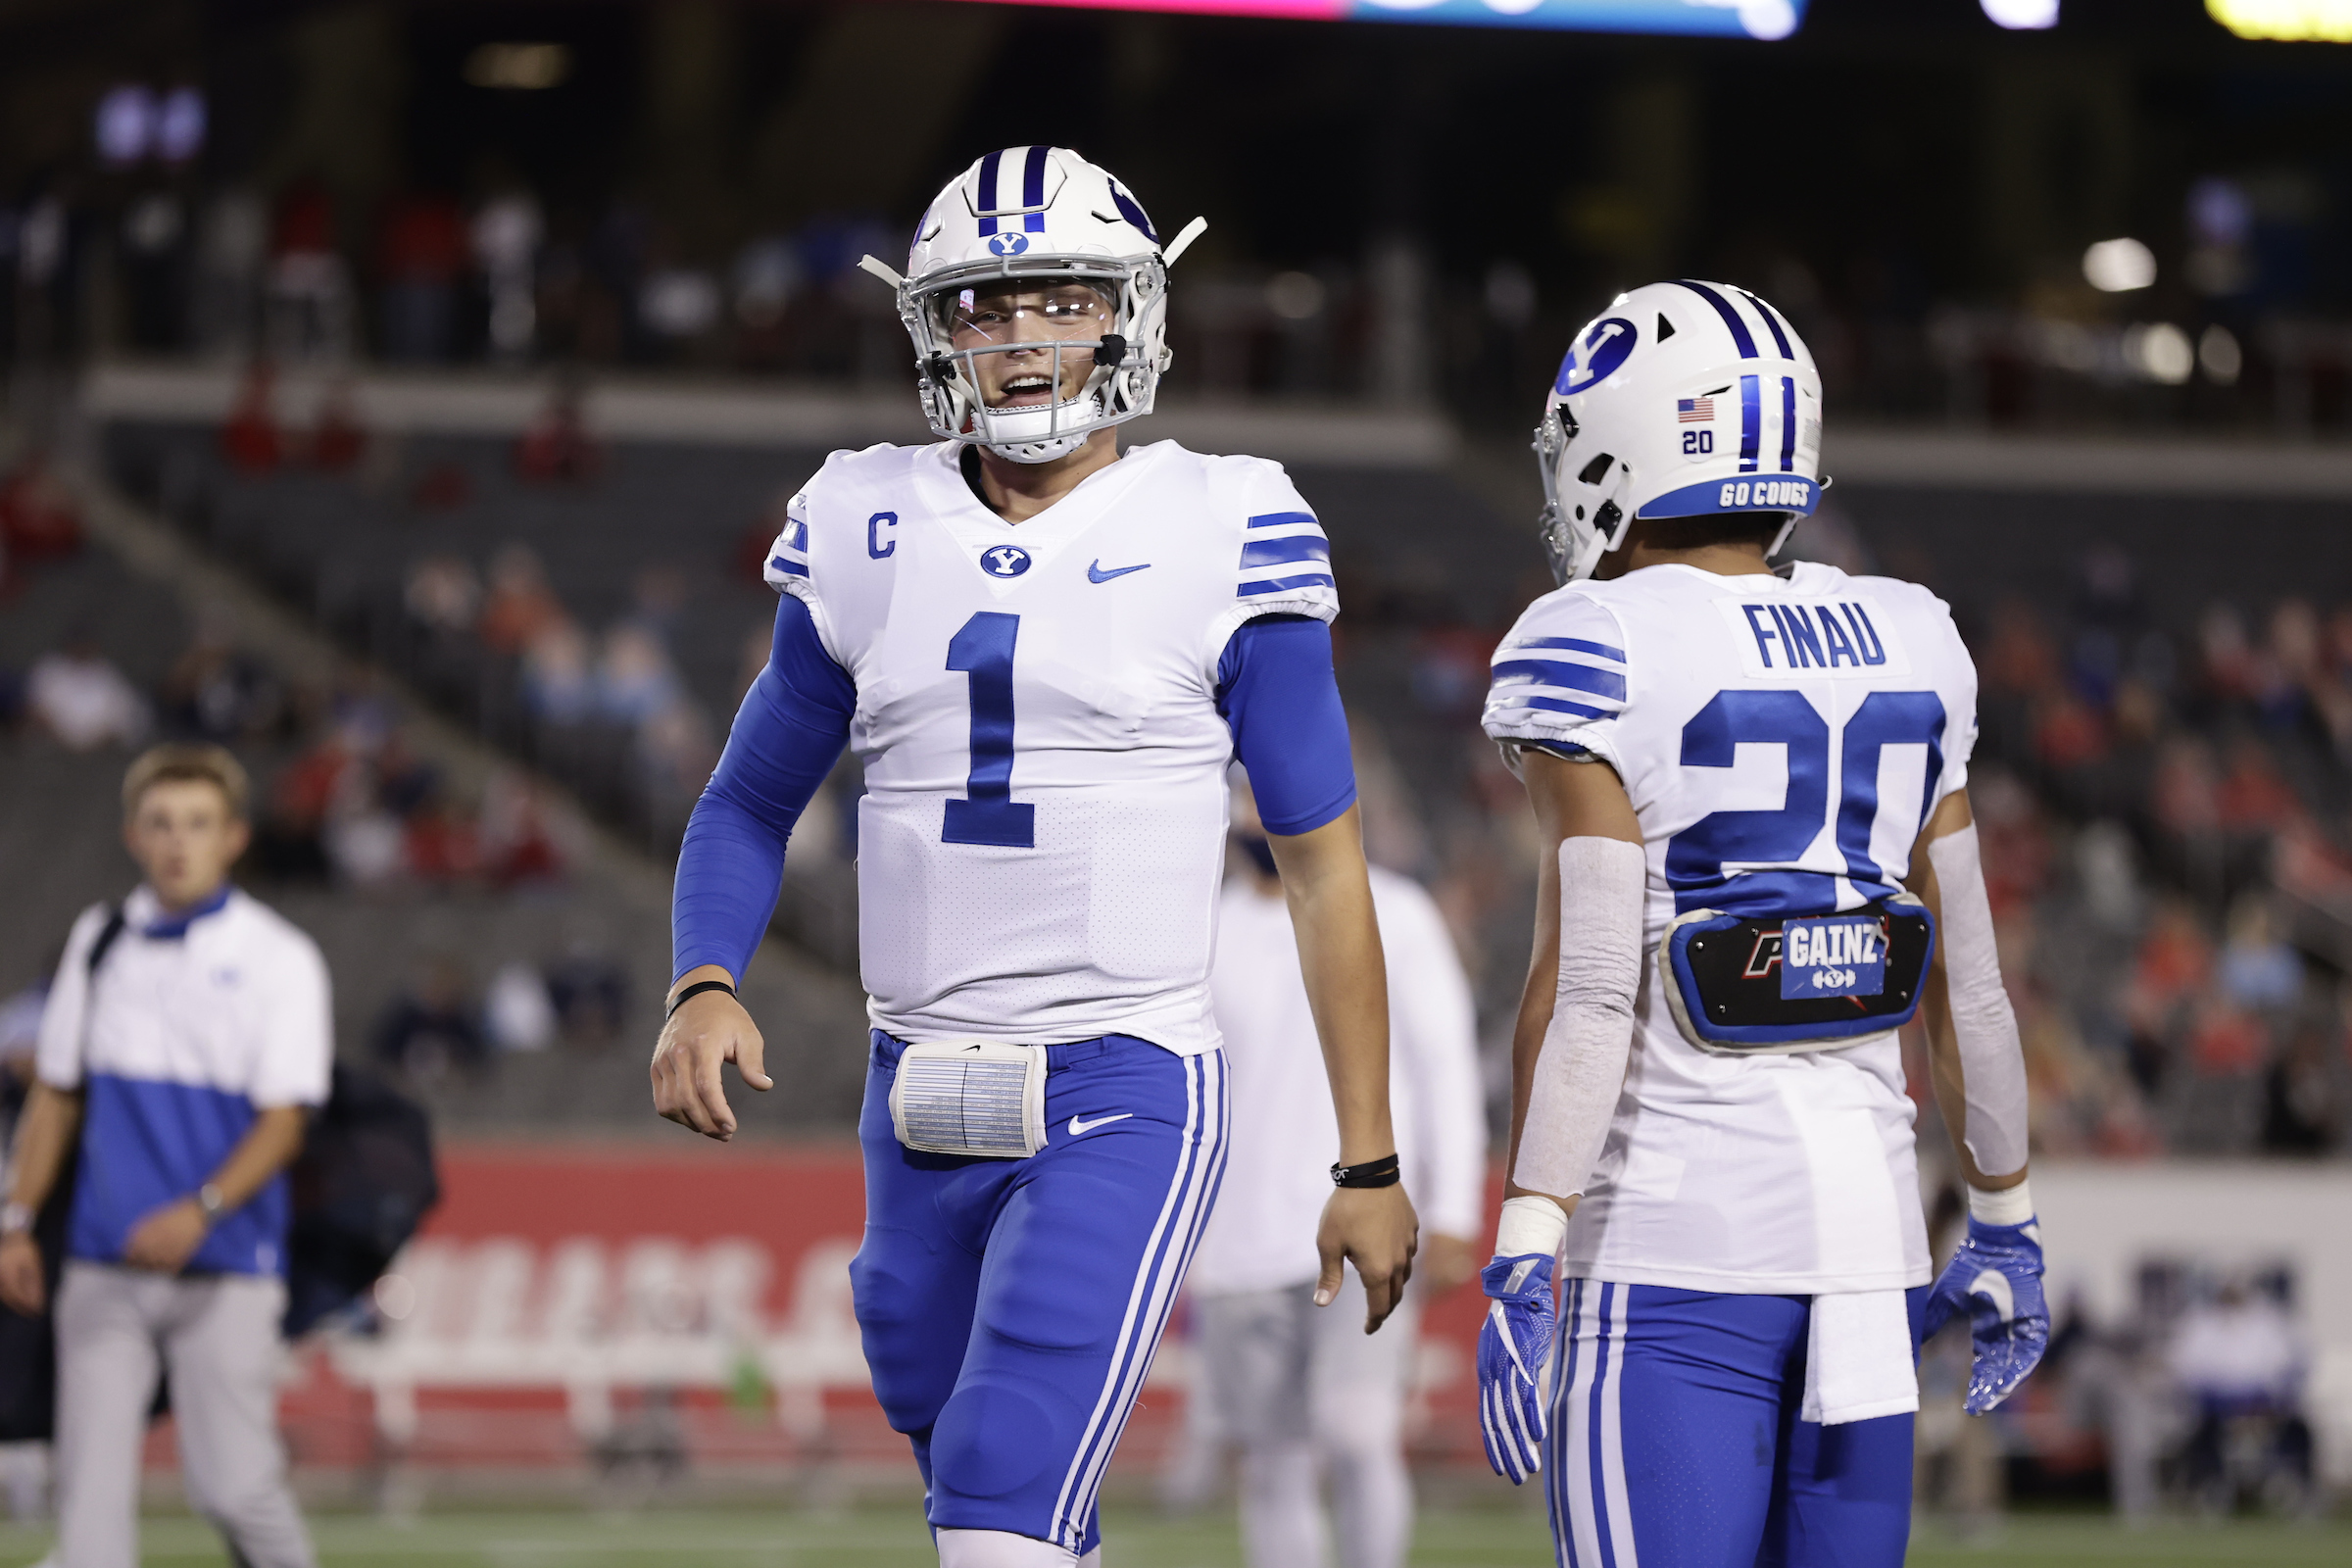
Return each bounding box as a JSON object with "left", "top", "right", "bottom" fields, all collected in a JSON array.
[
  {"left": 1315, "top": 1184, "right": 1419, "bottom": 1334},
  {"left": 0, "top": 1232, "right": 45, "bottom": 1315},
  {"left": 122, "top": 1198, "right": 210, "bottom": 1274},
  {"left": 651, "top": 976, "right": 770, "bottom": 1141}
]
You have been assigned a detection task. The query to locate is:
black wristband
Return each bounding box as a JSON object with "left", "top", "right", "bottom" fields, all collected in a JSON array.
[
  {"left": 1330, "top": 1153, "right": 1401, "bottom": 1190},
  {"left": 666, "top": 979, "right": 736, "bottom": 1019}
]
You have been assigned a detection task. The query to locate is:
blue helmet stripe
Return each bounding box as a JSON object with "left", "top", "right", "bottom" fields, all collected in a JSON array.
[
  {"left": 1740, "top": 373, "right": 1761, "bottom": 472},
  {"left": 1779, "top": 375, "right": 1797, "bottom": 471},
  {"left": 1735, "top": 285, "right": 1794, "bottom": 359},
  {"left": 976, "top": 148, "right": 1004, "bottom": 237},
  {"left": 1023, "top": 145, "right": 1050, "bottom": 232},
  {"left": 1671, "top": 279, "right": 1756, "bottom": 359}
]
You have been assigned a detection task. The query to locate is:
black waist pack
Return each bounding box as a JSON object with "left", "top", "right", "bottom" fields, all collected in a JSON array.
[{"left": 1659, "top": 894, "right": 1936, "bottom": 1055}]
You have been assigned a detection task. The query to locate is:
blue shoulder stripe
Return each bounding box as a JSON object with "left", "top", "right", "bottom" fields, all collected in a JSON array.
[
  {"left": 1237, "top": 571, "right": 1336, "bottom": 598},
  {"left": 1491, "top": 658, "right": 1627, "bottom": 703},
  {"left": 1518, "top": 634, "right": 1625, "bottom": 663},
  {"left": 1247, "top": 511, "right": 1318, "bottom": 530},
  {"left": 1508, "top": 695, "right": 1612, "bottom": 721},
  {"left": 1240, "top": 534, "right": 1331, "bottom": 569},
  {"left": 769, "top": 555, "right": 809, "bottom": 578}
]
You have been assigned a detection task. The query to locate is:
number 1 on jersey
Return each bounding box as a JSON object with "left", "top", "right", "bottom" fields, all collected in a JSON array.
[{"left": 943, "top": 612, "right": 1036, "bottom": 848}]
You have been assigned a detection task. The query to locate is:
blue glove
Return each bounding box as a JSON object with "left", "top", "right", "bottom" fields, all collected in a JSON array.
[
  {"left": 1477, "top": 1251, "right": 1555, "bottom": 1484},
  {"left": 1922, "top": 1212, "right": 2048, "bottom": 1414}
]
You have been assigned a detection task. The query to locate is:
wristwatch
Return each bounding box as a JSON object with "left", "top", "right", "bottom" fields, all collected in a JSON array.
[
  {"left": 0, "top": 1201, "right": 31, "bottom": 1237},
  {"left": 196, "top": 1184, "right": 225, "bottom": 1223}
]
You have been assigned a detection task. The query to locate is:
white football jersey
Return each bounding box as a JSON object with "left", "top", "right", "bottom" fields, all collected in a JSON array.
[
  {"left": 764, "top": 439, "right": 1337, "bottom": 1054},
  {"left": 1484, "top": 561, "right": 1980, "bottom": 1295}
]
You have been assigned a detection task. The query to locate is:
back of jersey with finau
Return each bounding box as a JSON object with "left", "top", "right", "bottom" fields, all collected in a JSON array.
[{"left": 1483, "top": 560, "right": 1980, "bottom": 1295}]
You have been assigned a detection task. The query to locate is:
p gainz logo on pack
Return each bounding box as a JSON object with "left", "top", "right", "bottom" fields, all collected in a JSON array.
[{"left": 1778, "top": 915, "right": 1886, "bottom": 1001}]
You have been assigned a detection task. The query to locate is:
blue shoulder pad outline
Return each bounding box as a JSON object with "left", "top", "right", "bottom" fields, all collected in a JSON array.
[{"left": 1658, "top": 893, "right": 1936, "bottom": 1054}]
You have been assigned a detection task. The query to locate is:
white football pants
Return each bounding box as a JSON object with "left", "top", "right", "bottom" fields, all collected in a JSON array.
[{"left": 1193, "top": 1274, "right": 1420, "bottom": 1568}]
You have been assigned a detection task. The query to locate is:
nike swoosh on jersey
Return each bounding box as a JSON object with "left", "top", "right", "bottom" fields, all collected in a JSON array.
[
  {"left": 1066, "top": 1112, "right": 1134, "bottom": 1137},
  {"left": 1087, "top": 560, "right": 1152, "bottom": 583}
]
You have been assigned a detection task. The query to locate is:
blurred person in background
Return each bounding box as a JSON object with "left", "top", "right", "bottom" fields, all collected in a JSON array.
[
  {"left": 2170, "top": 1275, "right": 2314, "bottom": 1514},
  {"left": 1184, "top": 779, "right": 1486, "bottom": 1568},
  {"left": 25, "top": 629, "right": 149, "bottom": 752},
  {"left": 0, "top": 745, "right": 329, "bottom": 1568},
  {"left": 370, "top": 956, "right": 486, "bottom": 1084}
]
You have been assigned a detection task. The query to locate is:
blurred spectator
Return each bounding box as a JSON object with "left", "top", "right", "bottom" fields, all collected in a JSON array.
[
  {"left": 475, "top": 769, "right": 568, "bottom": 885},
  {"left": 309, "top": 380, "right": 367, "bottom": 471},
  {"left": 2260, "top": 1027, "right": 2341, "bottom": 1154},
  {"left": 545, "top": 943, "right": 628, "bottom": 1046},
  {"left": 477, "top": 544, "right": 564, "bottom": 654},
  {"left": 2216, "top": 740, "right": 2303, "bottom": 835},
  {"left": 162, "top": 612, "right": 285, "bottom": 740},
  {"left": 522, "top": 620, "right": 595, "bottom": 722},
  {"left": 375, "top": 192, "right": 467, "bottom": 364},
  {"left": 25, "top": 632, "right": 150, "bottom": 750},
  {"left": 596, "top": 623, "right": 683, "bottom": 725},
  {"left": 371, "top": 956, "right": 486, "bottom": 1082},
  {"left": 264, "top": 179, "right": 353, "bottom": 362},
  {"left": 514, "top": 380, "right": 600, "bottom": 483},
  {"left": 2218, "top": 895, "right": 2302, "bottom": 1012},
  {"left": 219, "top": 362, "right": 282, "bottom": 473},
  {"left": 471, "top": 192, "right": 543, "bottom": 362},
  {"left": 484, "top": 961, "right": 557, "bottom": 1054},
  {"left": 404, "top": 555, "right": 481, "bottom": 634},
  {"left": 2169, "top": 1279, "right": 2314, "bottom": 1513},
  {"left": 0, "top": 453, "right": 82, "bottom": 568}
]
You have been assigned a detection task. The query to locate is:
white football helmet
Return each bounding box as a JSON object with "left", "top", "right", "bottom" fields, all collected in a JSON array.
[
  {"left": 859, "top": 146, "right": 1204, "bottom": 464},
  {"left": 1534, "top": 279, "right": 1824, "bottom": 583}
]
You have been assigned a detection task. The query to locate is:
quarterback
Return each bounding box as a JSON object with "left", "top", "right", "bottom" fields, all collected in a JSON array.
[
  {"left": 1474, "top": 281, "right": 2048, "bottom": 1565},
  {"left": 650, "top": 147, "right": 1416, "bottom": 1567}
]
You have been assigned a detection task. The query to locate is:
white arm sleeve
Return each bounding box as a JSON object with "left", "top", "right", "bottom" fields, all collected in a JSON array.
[
  {"left": 1925, "top": 823, "right": 2030, "bottom": 1178},
  {"left": 1510, "top": 836, "right": 1645, "bottom": 1200}
]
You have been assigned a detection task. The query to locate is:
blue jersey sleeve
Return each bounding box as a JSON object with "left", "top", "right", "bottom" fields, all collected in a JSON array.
[
  {"left": 1216, "top": 614, "right": 1357, "bottom": 836},
  {"left": 671, "top": 596, "right": 856, "bottom": 983}
]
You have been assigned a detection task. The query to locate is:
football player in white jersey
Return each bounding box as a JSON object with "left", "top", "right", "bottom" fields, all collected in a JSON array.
[
  {"left": 648, "top": 147, "right": 1416, "bottom": 1568},
  {"left": 1471, "top": 281, "right": 2049, "bottom": 1567}
]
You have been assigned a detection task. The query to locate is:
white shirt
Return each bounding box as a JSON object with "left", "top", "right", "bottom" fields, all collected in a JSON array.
[
  {"left": 1187, "top": 867, "right": 1489, "bottom": 1297},
  {"left": 38, "top": 886, "right": 332, "bottom": 1276},
  {"left": 765, "top": 440, "right": 1337, "bottom": 1054},
  {"left": 1484, "top": 562, "right": 1979, "bottom": 1295}
]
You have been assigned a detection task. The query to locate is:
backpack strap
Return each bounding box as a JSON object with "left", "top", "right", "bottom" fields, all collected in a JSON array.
[{"left": 84, "top": 907, "right": 128, "bottom": 981}]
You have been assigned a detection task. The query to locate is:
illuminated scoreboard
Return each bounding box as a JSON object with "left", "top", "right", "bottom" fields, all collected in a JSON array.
[{"left": 936, "top": 0, "right": 1810, "bottom": 38}]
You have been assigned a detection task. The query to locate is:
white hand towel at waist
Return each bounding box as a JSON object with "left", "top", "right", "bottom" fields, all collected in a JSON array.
[{"left": 1802, "top": 1289, "right": 1918, "bottom": 1426}]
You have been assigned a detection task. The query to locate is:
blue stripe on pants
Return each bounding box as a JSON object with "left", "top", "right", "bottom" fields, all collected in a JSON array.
[
  {"left": 1544, "top": 1282, "right": 1930, "bottom": 1568},
  {"left": 851, "top": 1031, "right": 1228, "bottom": 1558}
]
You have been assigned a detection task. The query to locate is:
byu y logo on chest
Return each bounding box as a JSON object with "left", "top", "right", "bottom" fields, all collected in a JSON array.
[{"left": 979, "top": 545, "right": 1033, "bottom": 578}]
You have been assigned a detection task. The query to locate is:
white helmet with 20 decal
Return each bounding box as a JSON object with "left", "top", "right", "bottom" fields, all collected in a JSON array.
[
  {"left": 858, "top": 146, "right": 1206, "bottom": 465},
  {"left": 1535, "top": 279, "right": 1825, "bottom": 584}
]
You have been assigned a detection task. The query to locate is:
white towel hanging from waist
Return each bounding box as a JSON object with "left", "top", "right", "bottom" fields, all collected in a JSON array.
[{"left": 1802, "top": 1289, "right": 1918, "bottom": 1426}]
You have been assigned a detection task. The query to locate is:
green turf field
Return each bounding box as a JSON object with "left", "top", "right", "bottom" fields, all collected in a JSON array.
[{"left": 0, "top": 1507, "right": 2343, "bottom": 1566}]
